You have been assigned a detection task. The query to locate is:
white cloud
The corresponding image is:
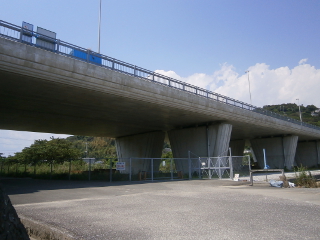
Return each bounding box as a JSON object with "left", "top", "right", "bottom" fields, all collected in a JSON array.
[
  {"left": 299, "top": 58, "right": 308, "bottom": 65},
  {"left": 155, "top": 61, "right": 320, "bottom": 108}
]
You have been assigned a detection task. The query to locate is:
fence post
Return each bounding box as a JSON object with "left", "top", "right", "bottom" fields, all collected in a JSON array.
[
  {"left": 88, "top": 159, "right": 91, "bottom": 181},
  {"left": 208, "top": 158, "right": 211, "bottom": 179},
  {"left": 198, "top": 157, "right": 201, "bottom": 179},
  {"left": 68, "top": 160, "right": 71, "bottom": 180},
  {"left": 0, "top": 160, "right": 3, "bottom": 178},
  {"left": 151, "top": 158, "right": 154, "bottom": 182},
  {"left": 129, "top": 158, "right": 132, "bottom": 181},
  {"left": 229, "top": 148, "right": 233, "bottom": 180},
  {"left": 188, "top": 152, "right": 191, "bottom": 180},
  {"left": 170, "top": 158, "right": 173, "bottom": 180},
  {"left": 218, "top": 157, "right": 222, "bottom": 179},
  {"left": 109, "top": 158, "right": 113, "bottom": 182}
]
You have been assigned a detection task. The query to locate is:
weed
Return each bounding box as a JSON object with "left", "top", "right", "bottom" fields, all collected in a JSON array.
[{"left": 294, "top": 165, "right": 317, "bottom": 188}]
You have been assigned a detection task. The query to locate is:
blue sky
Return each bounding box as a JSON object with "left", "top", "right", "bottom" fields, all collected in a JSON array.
[{"left": 1, "top": 0, "right": 320, "bottom": 156}]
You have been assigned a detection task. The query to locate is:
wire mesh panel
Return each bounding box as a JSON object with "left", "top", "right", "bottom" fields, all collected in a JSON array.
[
  {"left": 231, "top": 156, "right": 251, "bottom": 177},
  {"left": 194, "top": 156, "right": 250, "bottom": 179}
]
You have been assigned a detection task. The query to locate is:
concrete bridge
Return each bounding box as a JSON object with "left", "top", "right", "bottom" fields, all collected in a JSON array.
[{"left": 1, "top": 20, "right": 320, "bottom": 173}]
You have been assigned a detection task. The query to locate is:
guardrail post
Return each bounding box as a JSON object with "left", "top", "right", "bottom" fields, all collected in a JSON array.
[
  {"left": 19, "top": 26, "right": 23, "bottom": 42},
  {"left": 56, "top": 39, "right": 60, "bottom": 53},
  {"left": 86, "top": 49, "right": 90, "bottom": 62},
  {"left": 134, "top": 66, "right": 136, "bottom": 76}
]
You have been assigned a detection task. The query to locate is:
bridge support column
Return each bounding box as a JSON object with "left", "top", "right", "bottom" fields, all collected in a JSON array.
[
  {"left": 168, "top": 123, "right": 232, "bottom": 174},
  {"left": 250, "top": 136, "right": 298, "bottom": 170},
  {"left": 229, "top": 140, "right": 245, "bottom": 156},
  {"left": 115, "top": 131, "right": 165, "bottom": 174},
  {"left": 295, "top": 141, "right": 320, "bottom": 168},
  {"left": 283, "top": 136, "right": 299, "bottom": 169}
]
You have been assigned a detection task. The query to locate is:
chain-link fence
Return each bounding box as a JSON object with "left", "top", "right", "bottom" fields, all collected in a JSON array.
[{"left": 0, "top": 156, "right": 250, "bottom": 182}]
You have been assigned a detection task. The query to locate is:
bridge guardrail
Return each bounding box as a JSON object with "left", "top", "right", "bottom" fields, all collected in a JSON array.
[{"left": 1, "top": 20, "right": 319, "bottom": 131}]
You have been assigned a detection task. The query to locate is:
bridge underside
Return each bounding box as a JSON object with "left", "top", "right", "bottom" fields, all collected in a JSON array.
[
  {"left": 1, "top": 37, "right": 320, "bottom": 170},
  {"left": 2, "top": 69, "right": 313, "bottom": 141}
]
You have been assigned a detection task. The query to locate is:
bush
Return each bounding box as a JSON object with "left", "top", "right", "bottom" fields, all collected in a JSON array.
[{"left": 294, "top": 165, "right": 317, "bottom": 188}]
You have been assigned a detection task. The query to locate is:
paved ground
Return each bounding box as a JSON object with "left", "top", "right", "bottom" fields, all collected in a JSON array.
[{"left": 2, "top": 174, "right": 320, "bottom": 240}]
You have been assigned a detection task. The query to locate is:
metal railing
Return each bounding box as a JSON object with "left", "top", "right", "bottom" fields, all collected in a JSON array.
[{"left": 1, "top": 20, "right": 319, "bottom": 131}]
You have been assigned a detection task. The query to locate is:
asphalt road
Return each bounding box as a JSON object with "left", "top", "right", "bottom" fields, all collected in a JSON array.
[{"left": 2, "top": 178, "right": 320, "bottom": 240}]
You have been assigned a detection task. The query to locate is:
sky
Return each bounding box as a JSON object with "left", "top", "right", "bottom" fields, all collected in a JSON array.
[{"left": 1, "top": 0, "right": 320, "bottom": 156}]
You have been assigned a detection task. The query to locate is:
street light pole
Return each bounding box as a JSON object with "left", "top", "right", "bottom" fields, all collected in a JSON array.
[
  {"left": 245, "top": 71, "right": 252, "bottom": 106},
  {"left": 296, "top": 98, "right": 302, "bottom": 124},
  {"left": 98, "top": 0, "right": 102, "bottom": 53}
]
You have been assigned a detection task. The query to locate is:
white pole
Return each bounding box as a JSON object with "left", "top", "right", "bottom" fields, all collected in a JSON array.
[
  {"left": 98, "top": 0, "right": 101, "bottom": 53},
  {"left": 263, "top": 149, "right": 267, "bottom": 169},
  {"left": 296, "top": 99, "right": 302, "bottom": 124}
]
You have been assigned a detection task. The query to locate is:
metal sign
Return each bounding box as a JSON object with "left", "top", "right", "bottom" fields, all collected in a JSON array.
[
  {"left": 36, "top": 26, "right": 56, "bottom": 51},
  {"left": 116, "top": 162, "right": 125, "bottom": 171},
  {"left": 21, "top": 21, "right": 33, "bottom": 43}
]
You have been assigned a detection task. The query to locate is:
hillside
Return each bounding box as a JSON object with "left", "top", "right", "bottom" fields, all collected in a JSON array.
[{"left": 262, "top": 103, "right": 320, "bottom": 127}]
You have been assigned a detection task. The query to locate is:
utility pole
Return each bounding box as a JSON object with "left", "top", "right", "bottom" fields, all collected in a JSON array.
[{"left": 296, "top": 99, "right": 302, "bottom": 124}]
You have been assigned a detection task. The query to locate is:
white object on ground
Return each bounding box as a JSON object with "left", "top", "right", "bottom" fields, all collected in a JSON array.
[
  {"left": 288, "top": 182, "right": 295, "bottom": 188},
  {"left": 269, "top": 179, "right": 283, "bottom": 188}
]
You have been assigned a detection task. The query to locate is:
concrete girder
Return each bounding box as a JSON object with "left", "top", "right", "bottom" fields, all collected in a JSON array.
[
  {"left": 168, "top": 123, "right": 232, "bottom": 174},
  {"left": 115, "top": 131, "right": 165, "bottom": 174}
]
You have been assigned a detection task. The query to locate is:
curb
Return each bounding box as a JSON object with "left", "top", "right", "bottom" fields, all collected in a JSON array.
[{"left": 20, "top": 216, "right": 80, "bottom": 240}]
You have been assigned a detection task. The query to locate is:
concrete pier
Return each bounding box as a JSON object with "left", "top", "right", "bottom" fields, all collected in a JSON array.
[
  {"left": 250, "top": 135, "right": 298, "bottom": 169},
  {"left": 168, "top": 123, "right": 232, "bottom": 173},
  {"left": 115, "top": 131, "right": 165, "bottom": 174},
  {"left": 295, "top": 141, "right": 320, "bottom": 168}
]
